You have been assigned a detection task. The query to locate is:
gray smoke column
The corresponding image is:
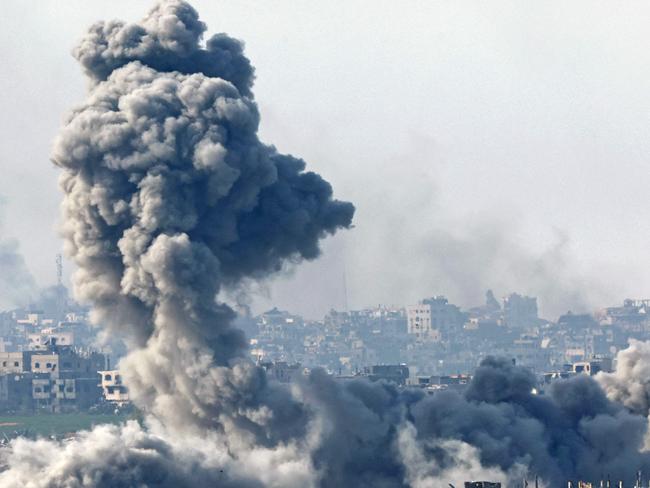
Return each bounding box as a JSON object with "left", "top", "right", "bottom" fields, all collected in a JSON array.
[
  {"left": 3, "top": 0, "right": 352, "bottom": 485},
  {"left": 2, "top": 2, "right": 650, "bottom": 487},
  {"left": 52, "top": 0, "right": 353, "bottom": 439}
]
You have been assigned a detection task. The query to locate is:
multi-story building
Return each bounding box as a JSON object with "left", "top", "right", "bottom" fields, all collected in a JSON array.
[
  {"left": 0, "top": 345, "right": 106, "bottom": 412},
  {"left": 0, "top": 351, "right": 32, "bottom": 374},
  {"left": 407, "top": 296, "right": 463, "bottom": 341},
  {"left": 99, "top": 370, "right": 129, "bottom": 405},
  {"left": 28, "top": 330, "right": 74, "bottom": 350},
  {"left": 0, "top": 373, "right": 34, "bottom": 411},
  {"left": 503, "top": 293, "right": 538, "bottom": 328}
]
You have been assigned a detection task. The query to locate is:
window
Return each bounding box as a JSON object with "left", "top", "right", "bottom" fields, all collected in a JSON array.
[
  {"left": 1, "top": 362, "right": 6, "bottom": 367},
  {"left": 105, "top": 374, "right": 112, "bottom": 381},
  {"left": 58, "top": 385, "right": 64, "bottom": 392},
  {"left": 13, "top": 362, "right": 18, "bottom": 367},
  {"left": 35, "top": 362, "right": 40, "bottom": 368},
  {"left": 65, "top": 387, "right": 73, "bottom": 393},
  {"left": 115, "top": 374, "right": 121, "bottom": 382},
  {"left": 46, "top": 363, "right": 52, "bottom": 369},
  {"left": 43, "top": 385, "right": 50, "bottom": 393},
  {"left": 34, "top": 387, "right": 42, "bottom": 393}
]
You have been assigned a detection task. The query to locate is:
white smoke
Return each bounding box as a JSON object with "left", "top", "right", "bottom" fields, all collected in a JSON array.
[
  {"left": 396, "top": 423, "right": 519, "bottom": 488},
  {"left": 597, "top": 339, "right": 650, "bottom": 417}
]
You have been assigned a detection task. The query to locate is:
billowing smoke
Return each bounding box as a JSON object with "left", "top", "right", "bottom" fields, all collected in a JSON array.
[
  {"left": 597, "top": 339, "right": 650, "bottom": 417},
  {"left": 55, "top": 0, "right": 353, "bottom": 447},
  {"left": 343, "top": 141, "right": 611, "bottom": 320},
  {"left": 2, "top": 2, "right": 650, "bottom": 487},
  {"left": 0, "top": 197, "right": 38, "bottom": 309}
]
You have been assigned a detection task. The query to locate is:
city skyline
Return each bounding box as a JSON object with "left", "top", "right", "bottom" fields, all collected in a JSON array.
[
  {"left": 2, "top": 1, "right": 650, "bottom": 486},
  {"left": 4, "top": 1, "right": 650, "bottom": 319}
]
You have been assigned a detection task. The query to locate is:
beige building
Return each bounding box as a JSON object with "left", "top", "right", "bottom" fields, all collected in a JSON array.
[
  {"left": 31, "top": 354, "right": 59, "bottom": 374},
  {"left": 0, "top": 352, "right": 30, "bottom": 374},
  {"left": 28, "top": 331, "right": 74, "bottom": 350},
  {"left": 407, "top": 296, "right": 461, "bottom": 341},
  {"left": 406, "top": 296, "right": 465, "bottom": 342},
  {"left": 99, "top": 370, "right": 129, "bottom": 404},
  {"left": 407, "top": 304, "right": 434, "bottom": 339}
]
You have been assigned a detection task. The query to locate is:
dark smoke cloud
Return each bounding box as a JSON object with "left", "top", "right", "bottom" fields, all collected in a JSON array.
[
  {"left": 74, "top": 0, "right": 254, "bottom": 97},
  {"left": 1, "top": 2, "right": 650, "bottom": 487},
  {"left": 299, "top": 358, "right": 650, "bottom": 487},
  {"left": 2, "top": 0, "right": 349, "bottom": 485},
  {"left": 49, "top": 0, "right": 352, "bottom": 446}
]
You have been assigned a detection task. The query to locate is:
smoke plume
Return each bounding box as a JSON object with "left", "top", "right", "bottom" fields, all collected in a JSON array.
[
  {"left": 0, "top": 197, "right": 38, "bottom": 309},
  {"left": 597, "top": 339, "right": 650, "bottom": 417},
  {"left": 342, "top": 138, "right": 611, "bottom": 320},
  {"left": 2, "top": 2, "right": 650, "bottom": 487}
]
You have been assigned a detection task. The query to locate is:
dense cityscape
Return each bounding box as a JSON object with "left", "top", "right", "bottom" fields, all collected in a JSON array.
[
  {"left": 244, "top": 290, "right": 647, "bottom": 389},
  {"left": 1, "top": 272, "right": 647, "bottom": 414},
  {"left": 3, "top": 0, "right": 650, "bottom": 486}
]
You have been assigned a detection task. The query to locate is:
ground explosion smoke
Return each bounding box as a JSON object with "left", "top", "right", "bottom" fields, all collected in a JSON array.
[
  {"left": 597, "top": 339, "right": 650, "bottom": 417},
  {"left": 2, "top": 1, "right": 650, "bottom": 486}
]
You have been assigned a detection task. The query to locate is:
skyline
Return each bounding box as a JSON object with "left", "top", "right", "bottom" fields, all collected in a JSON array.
[
  {"left": 3, "top": 1, "right": 650, "bottom": 319},
  {"left": 1, "top": 2, "right": 650, "bottom": 486}
]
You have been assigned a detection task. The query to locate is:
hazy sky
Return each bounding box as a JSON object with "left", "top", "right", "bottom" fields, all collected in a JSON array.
[{"left": 2, "top": 0, "right": 650, "bottom": 319}]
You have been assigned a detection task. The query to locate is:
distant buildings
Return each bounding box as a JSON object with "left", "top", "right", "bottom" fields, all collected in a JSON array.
[
  {"left": 1, "top": 283, "right": 650, "bottom": 411},
  {"left": 243, "top": 293, "right": 650, "bottom": 381},
  {"left": 260, "top": 361, "right": 305, "bottom": 384},
  {"left": 503, "top": 293, "right": 538, "bottom": 328},
  {"left": 0, "top": 303, "right": 123, "bottom": 413},
  {"left": 0, "top": 346, "right": 106, "bottom": 412},
  {"left": 364, "top": 364, "right": 409, "bottom": 385},
  {"left": 406, "top": 296, "right": 464, "bottom": 342}
]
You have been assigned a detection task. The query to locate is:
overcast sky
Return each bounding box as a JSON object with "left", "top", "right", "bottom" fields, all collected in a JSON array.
[{"left": 1, "top": 0, "right": 650, "bottom": 319}]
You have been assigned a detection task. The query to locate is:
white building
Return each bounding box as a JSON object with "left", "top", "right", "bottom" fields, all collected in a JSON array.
[
  {"left": 407, "top": 296, "right": 461, "bottom": 341},
  {"left": 28, "top": 330, "right": 74, "bottom": 350},
  {"left": 99, "top": 370, "right": 129, "bottom": 405}
]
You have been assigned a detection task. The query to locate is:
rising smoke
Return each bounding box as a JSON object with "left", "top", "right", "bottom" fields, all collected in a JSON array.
[
  {"left": 0, "top": 198, "right": 38, "bottom": 309},
  {"left": 341, "top": 136, "right": 611, "bottom": 320},
  {"left": 597, "top": 339, "right": 650, "bottom": 417},
  {"left": 2, "top": 2, "right": 650, "bottom": 487}
]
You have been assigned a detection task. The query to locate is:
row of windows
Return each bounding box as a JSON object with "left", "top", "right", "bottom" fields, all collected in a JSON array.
[
  {"left": 2, "top": 360, "right": 88, "bottom": 370},
  {"left": 34, "top": 362, "right": 56, "bottom": 370},
  {"left": 106, "top": 386, "right": 127, "bottom": 394},
  {"left": 34, "top": 384, "right": 91, "bottom": 394}
]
